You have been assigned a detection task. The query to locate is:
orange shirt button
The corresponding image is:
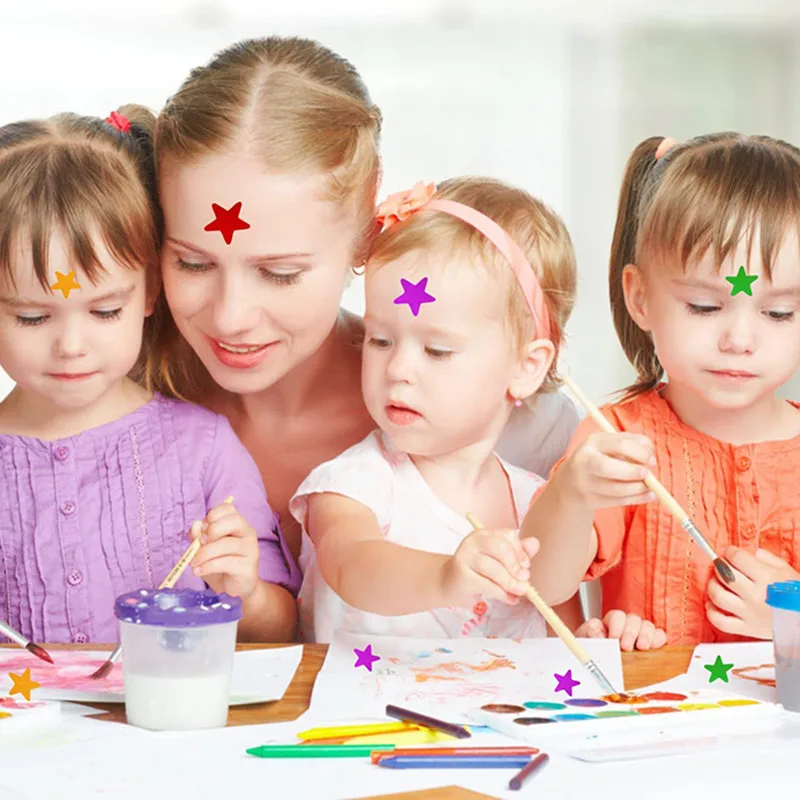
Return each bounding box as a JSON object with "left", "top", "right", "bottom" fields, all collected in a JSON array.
[
  {"left": 473, "top": 600, "right": 488, "bottom": 618},
  {"left": 736, "top": 456, "right": 751, "bottom": 472}
]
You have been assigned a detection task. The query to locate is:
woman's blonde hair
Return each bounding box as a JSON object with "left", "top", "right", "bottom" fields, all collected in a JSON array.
[
  {"left": 610, "top": 133, "right": 800, "bottom": 399},
  {"left": 0, "top": 104, "right": 165, "bottom": 383},
  {"left": 367, "top": 177, "right": 577, "bottom": 394},
  {"left": 149, "top": 35, "right": 383, "bottom": 402}
]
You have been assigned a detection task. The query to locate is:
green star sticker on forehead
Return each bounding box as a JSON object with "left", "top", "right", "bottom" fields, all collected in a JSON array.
[{"left": 726, "top": 265, "right": 759, "bottom": 297}]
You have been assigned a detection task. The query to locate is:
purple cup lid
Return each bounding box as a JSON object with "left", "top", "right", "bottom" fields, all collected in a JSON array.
[{"left": 114, "top": 588, "right": 243, "bottom": 627}]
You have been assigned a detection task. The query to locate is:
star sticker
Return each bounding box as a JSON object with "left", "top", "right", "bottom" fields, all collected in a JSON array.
[
  {"left": 203, "top": 202, "right": 251, "bottom": 245},
  {"left": 704, "top": 654, "right": 734, "bottom": 683},
  {"left": 353, "top": 644, "right": 381, "bottom": 672},
  {"left": 554, "top": 669, "right": 581, "bottom": 696},
  {"left": 8, "top": 668, "right": 41, "bottom": 701},
  {"left": 50, "top": 270, "right": 81, "bottom": 299},
  {"left": 394, "top": 277, "right": 436, "bottom": 317},
  {"left": 726, "top": 265, "right": 758, "bottom": 297}
]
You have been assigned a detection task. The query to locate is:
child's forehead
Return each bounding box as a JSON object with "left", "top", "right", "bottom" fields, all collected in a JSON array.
[
  {"left": 2, "top": 232, "right": 135, "bottom": 299},
  {"left": 366, "top": 249, "right": 505, "bottom": 318}
]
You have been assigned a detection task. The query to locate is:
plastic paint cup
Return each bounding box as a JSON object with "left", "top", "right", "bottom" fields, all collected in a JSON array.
[
  {"left": 114, "top": 587, "right": 242, "bottom": 731},
  {"left": 766, "top": 580, "right": 800, "bottom": 713}
]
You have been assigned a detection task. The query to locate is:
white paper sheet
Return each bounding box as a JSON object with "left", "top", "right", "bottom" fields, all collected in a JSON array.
[
  {"left": 0, "top": 714, "right": 799, "bottom": 800},
  {"left": 686, "top": 641, "right": 776, "bottom": 701},
  {"left": 308, "top": 634, "right": 624, "bottom": 724},
  {"left": 0, "top": 646, "right": 302, "bottom": 706}
]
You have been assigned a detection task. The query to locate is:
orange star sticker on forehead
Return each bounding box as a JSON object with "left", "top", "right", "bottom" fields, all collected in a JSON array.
[
  {"left": 50, "top": 270, "right": 82, "bottom": 299},
  {"left": 8, "top": 668, "right": 40, "bottom": 701},
  {"left": 203, "top": 202, "right": 251, "bottom": 245}
]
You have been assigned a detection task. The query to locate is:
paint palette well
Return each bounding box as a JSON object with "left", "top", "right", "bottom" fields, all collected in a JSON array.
[{"left": 468, "top": 689, "right": 783, "bottom": 749}]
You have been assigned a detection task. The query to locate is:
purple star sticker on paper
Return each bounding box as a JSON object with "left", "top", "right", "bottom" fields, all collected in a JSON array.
[
  {"left": 394, "top": 277, "right": 436, "bottom": 317},
  {"left": 353, "top": 644, "right": 381, "bottom": 672},
  {"left": 554, "top": 669, "right": 581, "bottom": 696}
]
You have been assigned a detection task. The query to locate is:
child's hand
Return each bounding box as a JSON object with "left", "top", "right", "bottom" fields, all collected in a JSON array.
[
  {"left": 706, "top": 546, "right": 800, "bottom": 639},
  {"left": 441, "top": 529, "right": 539, "bottom": 607},
  {"left": 191, "top": 500, "right": 260, "bottom": 600},
  {"left": 563, "top": 432, "right": 657, "bottom": 509},
  {"left": 576, "top": 610, "right": 667, "bottom": 651}
]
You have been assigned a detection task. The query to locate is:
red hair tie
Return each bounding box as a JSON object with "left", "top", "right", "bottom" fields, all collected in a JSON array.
[{"left": 105, "top": 111, "right": 131, "bottom": 133}]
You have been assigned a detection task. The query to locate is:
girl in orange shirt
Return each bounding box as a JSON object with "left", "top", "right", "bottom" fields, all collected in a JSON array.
[{"left": 524, "top": 133, "right": 800, "bottom": 645}]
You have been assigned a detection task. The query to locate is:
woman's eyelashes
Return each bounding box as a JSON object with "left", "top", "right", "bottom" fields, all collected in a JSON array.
[{"left": 175, "top": 257, "right": 302, "bottom": 286}]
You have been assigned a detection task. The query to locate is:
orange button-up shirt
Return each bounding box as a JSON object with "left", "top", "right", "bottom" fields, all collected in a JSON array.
[{"left": 549, "top": 387, "right": 800, "bottom": 645}]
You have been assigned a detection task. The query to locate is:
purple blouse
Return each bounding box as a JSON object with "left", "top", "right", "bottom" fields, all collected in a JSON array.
[{"left": 0, "top": 394, "right": 301, "bottom": 644}]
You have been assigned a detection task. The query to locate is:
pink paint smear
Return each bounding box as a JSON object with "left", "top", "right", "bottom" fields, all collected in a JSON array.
[{"left": 0, "top": 652, "right": 124, "bottom": 692}]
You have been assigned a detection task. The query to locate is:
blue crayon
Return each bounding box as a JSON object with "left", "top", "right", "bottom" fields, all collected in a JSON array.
[{"left": 377, "top": 755, "right": 532, "bottom": 769}]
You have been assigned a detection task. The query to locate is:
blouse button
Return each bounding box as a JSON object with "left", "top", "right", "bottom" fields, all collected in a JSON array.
[
  {"left": 67, "top": 569, "right": 83, "bottom": 586},
  {"left": 736, "top": 456, "right": 751, "bottom": 472},
  {"left": 61, "top": 501, "right": 76, "bottom": 516},
  {"left": 54, "top": 446, "right": 70, "bottom": 461},
  {"left": 72, "top": 632, "right": 88, "bottom": 644},
  {"left": 473, "top": 600, "right": 488, "bottom": 618}
]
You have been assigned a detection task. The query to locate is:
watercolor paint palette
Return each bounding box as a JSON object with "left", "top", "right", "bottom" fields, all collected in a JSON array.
[{"left": 467, "top": 689, "right": 784, "bottom": 748}]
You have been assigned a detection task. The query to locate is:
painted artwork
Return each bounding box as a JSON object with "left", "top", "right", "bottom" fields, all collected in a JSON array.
[
  {"left": 310, "top": 634, "right": 625, "bottom": 723},
  {"left": 468, "top": 688, "right": 783, "bottom": 752},
  {"left": 0, "top": 651, "right": 124, "bottom": 703},
  {"left": 0, "top": 646, "right": 303, "bottom": 706},
  {"left": 687, "top": 642, "right": 777, "bottom": 702}
]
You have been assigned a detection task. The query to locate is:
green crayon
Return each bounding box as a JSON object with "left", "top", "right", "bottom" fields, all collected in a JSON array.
[{"left": 246, "top": 744, "right": 395, "bottom": 759}]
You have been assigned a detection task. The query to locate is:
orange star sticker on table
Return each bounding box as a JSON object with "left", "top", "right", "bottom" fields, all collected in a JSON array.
[
  {"left": 8, "top": 668, "right": 41, "bottom": 701},
  {"left": 50, "top": 270, "right": 82, "bottom": 299}
]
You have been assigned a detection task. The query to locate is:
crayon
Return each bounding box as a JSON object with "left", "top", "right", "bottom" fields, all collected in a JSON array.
[
  {"left": 298, "top": 722, "right": 419, "bottom": 740},
  {"left": 377, "top": 755, "right": 533, "bottom": 769},
  {"left": 246, "top": 744, "right": 394, "bottom": 758},
  {"left": 385, "top": 704, "right": 471, "bottom": 740},
  {"left": 370, "top": 746, "right": 539, "bottom": 764},
  {"left": 508, "top": 752, "right": 550, "bottom": 790}
]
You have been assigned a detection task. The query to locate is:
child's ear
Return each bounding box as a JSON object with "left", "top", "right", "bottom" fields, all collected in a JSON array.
[
  {"left": 509, "top": 337, "right": 555, "bottom": 401},
  {"left": 622, "top": 263, "right": 651, "bottom": 331},
  {"left": 144, "top": 269, "right": 162, "bottom": 318}
]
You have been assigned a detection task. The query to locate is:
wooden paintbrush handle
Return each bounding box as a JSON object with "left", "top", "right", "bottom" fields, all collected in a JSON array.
[
  {"left": 465, "top": 512, "right": 591, "bottom": 668},
  {"left": 160, "top": 496, "right": 234, "bottom": 590},
  {"left": 522, "top": 584, "right": 591, "bottom": 666},
  {"left": 561, "top": 375, "right": 690, "bottom": 524}
]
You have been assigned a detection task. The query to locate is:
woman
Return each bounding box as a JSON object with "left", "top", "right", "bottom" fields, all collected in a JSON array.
[{"left": 149, "top": 36, "right": 580, "bottom": 563}]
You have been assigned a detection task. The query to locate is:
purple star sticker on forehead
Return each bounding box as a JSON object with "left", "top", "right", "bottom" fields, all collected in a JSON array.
[{"left": 394, "top": 277, "right": 436, "bottom": 317}]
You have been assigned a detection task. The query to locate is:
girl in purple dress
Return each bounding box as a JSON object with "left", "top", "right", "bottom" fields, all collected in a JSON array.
[{"left": 0, "top": 106, "right": 299, "bottom": 644}]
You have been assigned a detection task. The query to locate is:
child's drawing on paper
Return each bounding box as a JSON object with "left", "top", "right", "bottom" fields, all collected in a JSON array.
[
  {"left": 312, "top": 634, "right": 625, "bottom": 723},
  {"left": 0, "top": 651, "right": 124, "bottom": 695},
  {"left": 731, "top": 663, "right": 776, "bottom": 688},
  {"left": 410, "top": 652, "right": 516, "bottom": 682}
]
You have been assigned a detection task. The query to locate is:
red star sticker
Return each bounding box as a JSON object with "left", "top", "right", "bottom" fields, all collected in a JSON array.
[{"left": 203, "top": 202, "right": 251, "bottom": 245}]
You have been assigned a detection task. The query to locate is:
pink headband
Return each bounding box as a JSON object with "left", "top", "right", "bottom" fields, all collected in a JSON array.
[{"left": 375, "top": 182, "right": 552, "bottom": 342}]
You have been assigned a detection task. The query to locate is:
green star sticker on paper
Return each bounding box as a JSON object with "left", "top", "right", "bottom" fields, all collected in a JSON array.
[
  {"left": 726, "top": 265, "right": 759, "bottom": 297},
  {"left": 704, "top": 654, "right": 734, "bottom": 683}
]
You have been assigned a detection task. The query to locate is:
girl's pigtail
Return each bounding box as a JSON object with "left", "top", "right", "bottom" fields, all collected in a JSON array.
[{"left": 609, "top": 136, "right": 666, "bottom": 399}]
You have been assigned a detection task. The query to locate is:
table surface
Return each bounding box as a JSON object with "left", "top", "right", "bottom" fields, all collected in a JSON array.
[
  {"left": 31, "top": 642, "right": 695, "bottom": 726},
  {"left": 7, "top": 643, "right": 696, "bottom": 800}
]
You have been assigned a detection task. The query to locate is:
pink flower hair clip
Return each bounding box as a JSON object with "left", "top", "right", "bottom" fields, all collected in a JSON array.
[{"left": 376, "top": 181, "right": 436, "bottom": 231}]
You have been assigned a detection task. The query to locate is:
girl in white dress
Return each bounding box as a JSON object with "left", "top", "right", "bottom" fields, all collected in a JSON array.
[{"left": 291, "top": 178, "right": 664, "bottom": 647}]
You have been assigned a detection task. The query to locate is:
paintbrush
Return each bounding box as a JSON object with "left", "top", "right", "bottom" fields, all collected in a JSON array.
[
  {"left": 0, "top": 620, "right": 53, "bottom": 664},
  {"left": 560, "top": 374, "right": 735, "bottom": 584},
  {"left": 466, "top": 512, "right": 620, "bottom": 696},
  {"left": 89, "top": 496, "right": 234, "bottom": 680}
]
